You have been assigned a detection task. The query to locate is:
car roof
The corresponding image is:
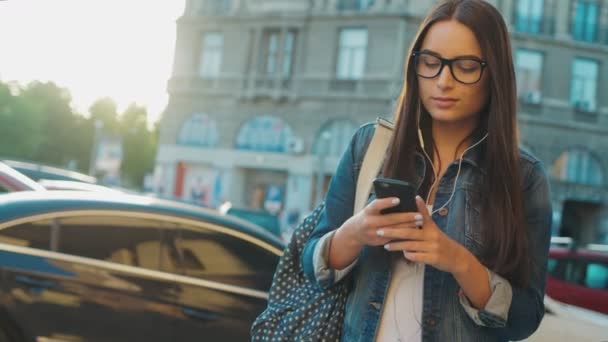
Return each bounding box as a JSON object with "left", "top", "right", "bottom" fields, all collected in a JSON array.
[
  {"left": 0, "top": 162, "right": 46, "bottom": 192},
  {"left": 0, "top": 191, "right": 284, "bottom": 250},
  {"left": 37, "top": 179, "right": 124, "bottom": 193},
  {"left": 2, "top": 159, "right": 97, "bottom": 183}
]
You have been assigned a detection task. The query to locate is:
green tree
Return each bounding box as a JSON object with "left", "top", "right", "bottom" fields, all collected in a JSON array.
[
  {"left": 89, "top": 97, "right": 120, "bottom": 135},
  {"left": 0, "top": 81, "right": 43, "bottom": 159},
  {"left": 119, "top": 103, "right": 158, "bottom": 189}
]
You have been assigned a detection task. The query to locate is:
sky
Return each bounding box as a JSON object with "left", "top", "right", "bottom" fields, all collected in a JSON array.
[{"left": 0, "top": 0, "right": 186, "bottom": 124}]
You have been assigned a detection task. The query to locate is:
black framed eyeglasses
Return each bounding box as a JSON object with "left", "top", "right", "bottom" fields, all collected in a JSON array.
[{"left": 412, "top": 51, "right": 488, "bottom": 85}]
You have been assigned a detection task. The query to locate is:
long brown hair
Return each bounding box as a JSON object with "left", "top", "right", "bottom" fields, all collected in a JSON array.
[{"left": 382, "top": 0, "right": 530, "bottom": 287}]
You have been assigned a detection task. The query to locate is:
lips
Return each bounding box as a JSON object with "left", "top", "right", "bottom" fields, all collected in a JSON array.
[{"left": 431, "top": 97, "right": 458, "bottom": 109}]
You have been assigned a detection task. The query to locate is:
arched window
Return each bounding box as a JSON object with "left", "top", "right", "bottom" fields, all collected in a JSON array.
[
  {"left": 552, "top": 149, "right": 603, "bottom": 186},
  {"left": 235, "top": 116, "right": 293, "bottom": 153},
  {"left": 177, "top": 113, "right": 219, "bottom": 147},
  {"left": 313, "top": 119, "right": 359, "bottom": 157}
]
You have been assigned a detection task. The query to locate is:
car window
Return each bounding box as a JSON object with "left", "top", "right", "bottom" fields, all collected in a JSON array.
[
  {"left": 175, "top": 226, "right": 278, "bottom": 291},
  {"left": 0, "top": 219, "right": 54, "bottom": 249},
  {"left": 54, "top": 215, "right": 177, "bottom": 273},
  {"left": 585, "top": 262, "right": 608, "bottom": 290}
]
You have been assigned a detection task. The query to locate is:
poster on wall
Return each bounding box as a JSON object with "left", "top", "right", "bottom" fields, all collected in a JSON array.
[{"left": 182, "top": 164, "right": 223, "bottom": 208}]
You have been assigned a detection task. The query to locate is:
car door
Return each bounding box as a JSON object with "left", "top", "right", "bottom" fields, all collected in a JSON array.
[
  {"left": 0, "top": 213, "right": 181, "bottom": 342},
  {"left": 166, "top": 222, "right": 280, "bottom": 341}
]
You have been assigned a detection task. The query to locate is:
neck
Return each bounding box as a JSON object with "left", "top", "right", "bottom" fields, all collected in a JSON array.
[{"left": 431, "top": 119, "right": 478, "bottom": 163}]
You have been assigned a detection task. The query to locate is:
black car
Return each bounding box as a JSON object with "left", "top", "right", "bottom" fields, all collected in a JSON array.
[{"left": 0, "top": 191, "right": 283, "bottom": 342}]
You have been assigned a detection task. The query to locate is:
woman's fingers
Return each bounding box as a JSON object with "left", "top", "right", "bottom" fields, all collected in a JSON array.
[{"left": 375, "top": 224, "right": 424, "bottom": 240}]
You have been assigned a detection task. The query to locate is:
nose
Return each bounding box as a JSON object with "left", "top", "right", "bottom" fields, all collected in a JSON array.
[{"left": 436, "top": 64, "right": 455, "bottom": 90}]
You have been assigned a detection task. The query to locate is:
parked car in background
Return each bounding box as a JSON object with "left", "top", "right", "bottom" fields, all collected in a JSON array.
[
  {"left": 0, "top": 162, "right": 46, "bottom": 193},
  {"left": 1, "top": 159, "right": 96, "bottom": 184},
  {"left": 218, "top": 202, "right": 281, "bottom": 237},
  {"left": 545, "top": 243, "right": 608, "bottom": 315},
  {"left": 0, "top": 191, "right": 282, "bottom": 342},
  {"left": 38, "top": 179, "right": 125, "bottom": 194}
]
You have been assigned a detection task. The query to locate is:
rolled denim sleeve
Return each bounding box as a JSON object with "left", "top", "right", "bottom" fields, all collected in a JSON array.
[
  {"left": 312, "top": 230, "right": 358, "bottom": 288},
  {"left": 301, "top": 124, "right": 374, "bottom": 289},
  {"left": 496, "top": 161, "right": 552, "bottom": 341},
  {"left": 459, "top": 268, "right": 513, "bottom": 327}
]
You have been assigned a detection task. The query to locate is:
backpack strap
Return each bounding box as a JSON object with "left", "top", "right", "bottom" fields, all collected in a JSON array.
[{"left": 354, "top": 117, "right": 394, "bottom": 214}]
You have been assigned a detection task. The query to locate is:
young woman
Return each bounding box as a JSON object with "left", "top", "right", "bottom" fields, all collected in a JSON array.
[{"left": 301, "top": 1, "right": 552, "bottom": 341}]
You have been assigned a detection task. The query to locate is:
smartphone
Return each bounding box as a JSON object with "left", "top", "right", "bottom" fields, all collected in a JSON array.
[{"left": 373, "top": 177, "right": 417, "bottom": 214}]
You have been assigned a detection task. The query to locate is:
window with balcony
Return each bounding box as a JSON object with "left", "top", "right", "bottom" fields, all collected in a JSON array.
[
  {"left": 570, "top": 58, "right": 598, "bottom": 112},
  {"left": 514, "top": 0, "right": 545, "bottom": 34},
  {"left": 336, "top": 28, "right": 368, "bottom": 80},
  {"left": 515, "top": 49, "right": 544, "bottom": 105},
  {"left": 262, "top": 30, "right": 296, "bottom": 79},
  {"left": 337, "top": 0, "right": 375, "bottom": 11},
  {"left": 199, "top": 32, "right": 223, "bottom": 78},
  {"left": 552, "top": 149, "right": 603, "bottom": 186},
  {"left": 571, "top": 0, "right": 599, "bottom": 43}
]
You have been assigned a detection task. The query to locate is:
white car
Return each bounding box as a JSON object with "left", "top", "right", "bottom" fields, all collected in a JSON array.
[{"left": 525, "top": 296, "right": 608, "bottom": 342}]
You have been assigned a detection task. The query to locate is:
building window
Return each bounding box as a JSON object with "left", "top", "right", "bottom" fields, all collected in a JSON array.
[
  {"left": 263, "top": 30, "right": 296, "bottom": 78},
  {"left": 572, "top": 0, "right": 599, "bottom": 43},
  {"left": 337, "top": 0, "right": 375, "bottom": 11},
  {"left": 313, "top": 120, "right": 359, "bottom": 157},
  {"left": 235, "top": 116, "right": 294, "bottom": 153},
  {"left": 515, "top": 49, "right": 544, "bottom": 104},
  {"left": 514, "top": 0, "right": 544, "bottom": 34},
  {"left": 177, "top": 113, "right": 219, "bottom": 147},
  {"left": 336, "top": 28, "right": 368, "bottom": 80},
  {"left": 552, "top": 149, "right": 603, "bottom": 186},
  {"left": 570, "top": 58, "right": 598, "bottom": 112},
  {"left": 264, "top": 31, "right": 279, "bottom": 76},
  {"left": 199, "top": 32, "right": 223, "bottom": 78},
  {"left": 283, "top": 31, "right": 296, "bottom": 78},
  {"left": 199, "top": 0, "right": 232, "bottom": 15}
]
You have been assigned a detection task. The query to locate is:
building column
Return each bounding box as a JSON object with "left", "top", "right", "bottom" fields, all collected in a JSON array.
[
  {"left": 499, "top": 0, "right": 513, "bottom": 28},
  {"left": 553, "top": 0, "right": 571, "bottom": 39},
  {"left": 283, "top": 172, "right": 314, "bottom": 236},
  {"left": 371, "top": 0, "right": 389, "bottom": 11},
  {"left": 327, "top": 0, "right": 339, "bottom": 13},
  {"left": 245, "top": 27, "right": 263, "bottom": 98}
]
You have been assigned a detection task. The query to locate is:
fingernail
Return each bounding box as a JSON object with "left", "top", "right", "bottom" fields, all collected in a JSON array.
[
  {"left": 391, "top": 198, "right": 400, "bottom": 205},
  {"left": 376, "top": 229, "right": 384, "bottom": 236},
  {"left": 416, "top": 220, "right": 423, "bottom": 227},
  {"left": 384, "top": 244, "right": 390, "bottom": 250},
  {"left": 414, "top": 214, "right": 423, "bottom": 221},
  {"left": 415, "top": 195, "right": 423, "bottom": 202}
]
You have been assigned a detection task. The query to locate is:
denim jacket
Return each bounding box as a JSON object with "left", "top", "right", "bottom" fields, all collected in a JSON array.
[{"left": 301, "top": 122, "right": 552, "bottom": 342}]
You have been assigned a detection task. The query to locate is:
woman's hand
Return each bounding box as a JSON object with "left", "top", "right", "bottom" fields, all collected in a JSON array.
[
  {"left": 341, "top": 197, "right": 424, "bottom": 248},
  {"left": 381, "top": 196, "right": 470, "bottom": 274}
]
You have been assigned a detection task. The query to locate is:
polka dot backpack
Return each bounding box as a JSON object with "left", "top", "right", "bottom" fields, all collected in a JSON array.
[{"left": 251, "top": 119, "right": 393, "bottom": 341}]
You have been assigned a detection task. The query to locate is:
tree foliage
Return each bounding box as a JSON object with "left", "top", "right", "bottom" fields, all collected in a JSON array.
[{"left": 0, "top": 80, "right": 159, "bottom": 190}]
